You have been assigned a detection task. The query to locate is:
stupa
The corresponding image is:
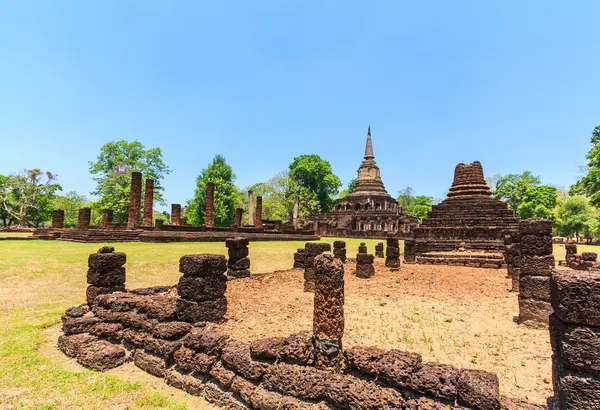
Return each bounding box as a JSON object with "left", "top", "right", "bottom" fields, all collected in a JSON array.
[{"left": 404, "top": 161, "right": 519, "bottom": 268}]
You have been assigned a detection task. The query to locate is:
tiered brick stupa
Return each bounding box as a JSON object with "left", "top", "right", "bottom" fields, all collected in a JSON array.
[{"left": 404, "top": 161, "right": 519, "bottom": 268}]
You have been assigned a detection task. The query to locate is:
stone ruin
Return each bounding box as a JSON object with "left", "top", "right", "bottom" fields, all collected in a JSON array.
[
  {"left": 504, "top": 232, "right": 521, "bottom": 292},
  {"left": 404, "top": 161, "right": 519, "bottom": 268},
  {"left": 302, "top": 242, "right": 331, "bottom": 292},
  {"left": 559, "top": 240, "right": 599, "bottom": 270},
  {"left": 292, "top": 248, "right": 305, "bottom": 269},
  {"left": 354, "top": 243, "right": 375, "bottom": 279},
  {"left": 58, "top": 248, "right": 522, "bottom": 410},
  {"left": 375, "top": 242, "right": 384, "bottom": 258},
  {"left": 385, "top": 235, "right": 401, "bottom": 271},
  {"left": 333, "top": 240, "right": 347, "bottom": 262},
  {"left": 226, "top": 238, "right": 251, "bottom": 279}
]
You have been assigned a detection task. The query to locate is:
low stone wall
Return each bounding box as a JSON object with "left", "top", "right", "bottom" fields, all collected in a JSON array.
[{"left": 139, "top": 231, "right": 319, "bottom": 243}]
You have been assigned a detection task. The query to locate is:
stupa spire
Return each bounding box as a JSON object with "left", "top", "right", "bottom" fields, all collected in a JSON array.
[{"left": 364, "top": 125, "right": 374, "bottom": 160}]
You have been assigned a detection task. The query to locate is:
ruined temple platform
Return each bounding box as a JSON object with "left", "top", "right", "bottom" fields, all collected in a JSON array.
[
  {"left": 138, "top": 230, "right": 319, "bottom": 243},
  {"left": 415, "top": 251, "right": 505, "bottom": 268}
]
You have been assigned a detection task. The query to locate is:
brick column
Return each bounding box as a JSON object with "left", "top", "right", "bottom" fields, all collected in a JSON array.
[
  {"left": 171, "top": 204, "right": 181, "bottom": 226},
  {"left": 293, "top": 248, "right": 305, "bottom": 269},
  {"left": 358, "top": 242, "right": 367, "bottom": 254},
  {"left": 518, "top": 219, "right": 555, "bottom": 326},
  {"left": 292, "top": 196, "right": 299, "bottom": 230},
  {"left": 355, "top": 252, "right": 375, "bottom": 278},
  {"left": 176, "top": 254, "right": 227, "bottom": 322},
  {"left": 404, "top": 239, "right": 416, "bottom": 263},
  {"left": 51, "top": 210, "right": 64, "bottom": 229},
  {"left": 232, "top": 207, "right": 243, "bottom": 228},
  {"left": 226, "top": 237, "right": 250, "bottom": 278},
  {"left": 549, "top": 269, "right": 600, "bottom": 409},
  {"left": 205, "top": 182, "right": 215, "bottom": 228},
  {"left": 127, "top": 172, "right": 142, "bottom": 229},
  {"left": 77, "top": 208, "right": 91, "bottom": 230},
  {"left": 247, "top": 190, "right": 254, "bottom": 226},
  {"left": 333, "top": 240, "right": 346, "bottom": 262},
  {"left": 100, "top": 210, "right": 113, "bottom": 229},
  {"left": 143, "top": 179, "right": 154, "bottom": 227},
  {"left": 303, "top": 242, "right": 331, "bottom": 292},
  {"left": 375, "top": 242, "right": 384, "bottom": 258},
  {"left": 86, "top": 246, "right": 126, "bottom": 306},
  {"left": 255, "top": 196, "right": 263, "bottom": 228},
  {"left": 385, "top": 236, "right": 401, "bottom": 271},
  {"left": 313, "top": 253, "right": 346, "bottom": 371},
  {"left": 504, "top": 232, "right": 521, "bottom": 292}
]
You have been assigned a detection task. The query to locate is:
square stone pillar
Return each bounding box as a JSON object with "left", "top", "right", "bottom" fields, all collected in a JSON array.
[
  {"left": 232, "top": 207, "right": 243, "bottom": 228},
  {"left": 143, "top": 179, "right": 154, "bottom": 227},
  {"left": 100, "top": 210, "right": 113, "bottom": 229},
  {"left": 255, "top": 196, "right": 263, "bottom": 228},
  {"left": 127, "top": 172, "right": 142, "bottom": 229},
  {"left": 205, "top": 182, "right": 215, "bottom": 228},
  {"left": 171, "top": 204, "right": 181, "bottom": 226},
  {"left": 77, "top": 208, "right": 91, "bottom": 230},
  {"left": 247, "top": 190, "right": 254, "bottom": 226},
  {"left": 51, "top": 210, "right": 64, "bottom": 229},
  {"left": 292, "top": 196, "right": 299, "bottom": 230}
]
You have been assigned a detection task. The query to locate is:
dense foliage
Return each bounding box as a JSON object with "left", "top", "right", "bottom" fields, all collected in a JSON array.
[
  {"left": 494, "top": 171, "right": 541, "bottom": 211},
  {"left": 555, "top": 195, "right": 598, "bottom": 238},
  {"left": 338, "top": 179, "right": 357, "bottom": 199},
  {"left": 397, "top": 187, "right": 433, "bottom": 220},
  {"left": 517, "top": 185, "right": 558, "bottom": 220},
  {"left": 89, "top": 140, "right": 171, "bottom": 224},
  {"left": 288, "top": 154, "right": 342, "bottom": 213},
  {"left": 53, "top": 191, "right": 88, "bottom": 227},
  {"left": 570, "top": 125, "right": 600, "bottom": 207}
]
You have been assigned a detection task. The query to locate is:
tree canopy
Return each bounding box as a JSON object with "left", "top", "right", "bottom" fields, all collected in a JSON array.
[
  {"left": 555, "top": 195, "right": 598, "bottom": 238},
  {"left": 517, "top": 185, "right": 558, "bottom": 220},
  {"left": 494, "top": 171, "right": 541, "bottom": 211},
  {"left": 288, "top": 154, "right": 341, "bottom": 214},
  {"left": 397, "top": 187, "right": 433, "bottom": 220},
  {"left": 89, "top": 140, "right": 171, "bottom": 223},
  {"left": 187, "top": 155, "right": 239, "bottom": 227},
  {"left": 337, "top": 179, "right": 356, "bottom": 199},
  {"left": 570, "top": 125, "right": 600, "bottom": 207}
]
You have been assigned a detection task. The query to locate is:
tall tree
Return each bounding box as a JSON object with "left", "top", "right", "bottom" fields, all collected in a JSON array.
[
  {"left": 89, "top": 140, "right": 171, "bottom": 223},
  {"left": 53, "top": 191, "right": 88, "bottom": 227},
  {"left": 494, "top": 171, "right": 541, "bottom": 211},
  {"left": 517, "top": 185, "right": 558, "bottom": 220},
  {"left": 187, "top": 155, "right": 239, "bottom": 227},
  {"left": 555, "top": 195, "right": 598, "bottom": 238},
  {"left": 288, "top": 154, "right": 341, "bottom": 213},
  {"left": 570, "top": 125, "right": 600, "bottom": 207},
  {"left": 337, "top": 179, "right": 357, "bottom": 199},
  {"left": 0, "top": 169, "right": 62, "bottom": 226},
  {"left": 396, "top": 187, "right": 432, "bottom": 219}
]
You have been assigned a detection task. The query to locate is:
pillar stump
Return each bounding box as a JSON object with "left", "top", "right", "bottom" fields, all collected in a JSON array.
[
  {"left": 232, "top": 207, "right": 243, "bottom": 228},
  {"left": 358, "top": 242, "right": 367, "bottom": 254},
  {"left": 293, "top": 248, "right": 305, "bottom": 269},
  {"left": 127, "top": 172, "right": 142, "bottom": 229},
  {"left": 86, "top": 246, "right": 126, "bottom": 307},
  {"left": 100, "top": 210, "right": 114, "bottom": 229},
  {"left": 255, "top": 196, "right": 263, "bottom": 228},
  {"left": 385, "top": 236, "right": 401, "bottom": 271},
  {"left": 143, "top": 179, "right": 154, "bottom": 227},
  {"left": 247, "top": 190, "right": 254, "bottom": 226},
  {"left": 355, "top": 253, "right": 375, "bottom": 278},
  {"left": 303, "top": 242, "right": 332, "bottom": 292},
  {"left": 404, "top": 239, "right": 416, "bottom": 263},
  {"left": 375, "top": 242, "right": 384, "bottom": 258},
  {"left": 205, "top": 182, "right": 215, "bottom": 228},
  {"left": 77, "top": 208, "right": 91, "bottom": 230},
  {"left": 51, "top": 210, "right": 65, "bottom": 229},
  {"left": 333, "top": 240, "right": 347, "bottom": 262},
  {"left": 176, "top": 254, "right": 227, "bottom": 322},
  {"left": 313, "top": 253, "right": 346, "bottom": 371},
  {"left": 549, "top": 269, "right": 600, "bottom": 409},
  {"left": 171, "top": 204, "right": 181, "bottom": 226},
  {"left": 226, "top": 238, "right": 250, "bottom": 279},
  {"left": 504, "top": 232, "right": 521, "bottom": 292}
]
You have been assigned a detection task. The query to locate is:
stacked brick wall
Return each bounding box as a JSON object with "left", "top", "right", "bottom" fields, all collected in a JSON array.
[
  {"left": 385, "top": 236, "right": 401, "bottom": 270},
  {"left": 100, "top": 210, "right": 114, "bottom": 229},
  {"left": 85, "top": 247, "right": 126, "bottom": 307},
  {"left": 293, "top": 248, "right": 305, "bottom": 269},
  {"left": 333, "top": 240, "right": 346, "bottom": 262},
  {"left": 77, "top": 207, "right": 91, "bottom": 230},
  {"left": 375, "top": 242, "right": 384, "bottom": 258},
  {"left": 355, "top": 247, "right": 375, "bottom": 279},
  {"left": 143, "top": 179, "right": 154, "bottom": 227},
  {"left": 226, "top": 238, "right": 251, "bottom": 279},
  {"left": 176, "top": 254, "right": 228, "bottom": 323},
  {"left": 51, "top": 210, "right": 64, "bottom": 229},
  {"left": 303, "top": 242, "right": 331, "bottom": 292},
  {"left": 564, "top": 241, "right": 598, "bottom": 270},
  {"left": 518, "top": 219, "right": 555, "bottom": 326},
  {"left": 504, "top": 232, "right": 521, "bottom": 292},
  {"left": 549, "top": 269, "right": 600, "bottom": 409},
  {"left": 127, "top": 172, "right": 142, "bottom": 229}
]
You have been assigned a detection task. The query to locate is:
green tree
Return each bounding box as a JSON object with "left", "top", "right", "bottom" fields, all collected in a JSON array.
[
  {"left": 570, "top": 125, "right": 600, "bottom": 207},
  {"left": 517, "top": 185, "right": 558, "bottom": 220},
  {"left": 494, "top": 171, "right": 541, "bottom": 210},
  {"left": 0, "top": 169, "right": 62, "bottom": 226},
  {"left": 288, "top": 154, "right": 342, "bottom": 213},
  {"left": 187, "top": 155, "right": 239, "bottom": 227},
  {"left": 555, "top": 195, "right": 598, "bottom": 238},
  {"left": 396, "top": 187, "right": 433, "bottom": 219},
  {"left": 338, "top": 179, "right": 357, "bottom": 199},
  {"left": 53, "top": 191, "right": 88, "bottom": 227},
  {"left": 89, "top": 140, "right": 171, "bottom": 223}
]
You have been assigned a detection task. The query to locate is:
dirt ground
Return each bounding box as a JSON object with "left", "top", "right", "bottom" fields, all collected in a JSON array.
[{"left": 218, "top": 260, "right": 552, "bottom": 405}]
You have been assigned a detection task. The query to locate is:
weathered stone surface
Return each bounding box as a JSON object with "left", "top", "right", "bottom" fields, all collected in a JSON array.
[
  {"left": 250, "top": 332, "right": 314, "bottom": 366},
  {"left": 122, "top": 329, "right": 151, "bottom": 348},
  {"left": 520, "top": 256, "right": 555, "bottom": 277},
  {"left": 385, "top": 256, "right": 401, "bottom": 269},
  {"left": 96, "top": 293, "right": 142, "bottom": 312},
  {"left": 581, "top": 252, "right": 598, "bottom": 262},
  {"left": 519, "top": 276, "right": 550, "bottom": 302},
  {"left": 228, "top": 257, "right": 250, "bottom": 270},
  {"left": 457, "top": 369, "right": 500, "bottom": 410},
  {"left": 376, "top": 349, "right": 423, "bottom": 389},
  {"left": 222, "top": 340, "right": 268, "bottom": 381},
  {"left": 228, "top": 247, "right": 250, "bottom": 259},
  {"left": 98, "top": 246, "right": 115, "bottom": 253},
  {"left": 86, "top": 285, "right": 126, "bottom": 306},
  {"left": 89, "top": 322, "right": 124, "bottom": 341},
  {"left": 355, "top": 263, "right": 375, "bottom": 279},
  {"left": 209, "top": 360, "right": 236, "bottom": 388},
  {"left": 305, "top": 242, "right": 331, "bottom": 256},
  {"left": 550, "top": 314, "right": 600, "bottom": 377},
  {"left": 179, "top": 254, "right": 227, "bottom": 277},
  {"left": 88, "top": 252, "right": 127, "bottom": 271},
  {"left": 226, "top": 237, "right": 250, "bottom": 248},
  {"left": 333, "top": 241, "right": 346, "bottom": 249},
  {"left": 553, "top": 362, "right": 600, "bottom": 410},
  {"left": 62, "top": 314, "right": 100, "bottom": 335},
  {"left": 144, "top": 336, "right": 182, "bottom": 359},
  {"left": 386, "top": 247, "right": 400, "bottom": 258},
  {"left": 228, "top": 269, "right": 251, "bottom": 279},
  {"left": 87, "top": 267, "right": 126, "bottom": 287},
  {"left": 551, "top": 270, "right": 600, "bottom": 326},
  {"left": 262, "top": 363, "right": 329, "bottom": 401},
  {"left": 174, "top": 345, "right": 218, "bottom": 373},
  {"left": 77, "top": 340, "right": 127, "bottom": 371},
  {"left": 356, "top": 253, "right": 374, "bottom": 264},
  {"left": 65, "top": 304, "right": 89, "bottom": 318},
  {"left": 177, "top": 275, "right": 227, "bottom": 300},
  {"left": 184, "top": 326, "right": 230, "bottom": 354},
  {"left": 152, "top": 321, "right": 191, "bottom": 340},
  {"left": 203, "top": 380, "right": 250, "bottom": 409},
  {"left": 519, "top": 298, "right": 552, "bottom": 325},
  {"left": 165, "top": 366, "right": 206, "bottom": 396},
  {"left": 176, "top": 298, "right": 227, "bottom": 323},
  {"left": 520, "top": 234, "right": 553, "bottom": 256},
  {"left": 519, "top": 219, "right": 553, "bottom": 235},
  {"left": 325, "top": 376, "right": 407, "bottom": 409},
  {"left": 58, "top": 333, "right": 97, "bottom": 358},
  {"left": 133, "top": 349, "right": 166, "bottom": 377},
  {"left": 138, "top": 295, "right": 178, "bottom": 321},
  {"left": 410, "top": 362, "right": 459, "bottom": 401}
]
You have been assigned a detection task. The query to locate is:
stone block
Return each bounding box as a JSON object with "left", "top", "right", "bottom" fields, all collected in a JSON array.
[
  {"left": 228, "top": 257, "right": 250, "bottom": 270},
  {"left": 519, "top": 219, "right": 553, "bottom": 235},
  {"left": 144, "top": 336, "right": 183, "bottom": 359},
  {"left": 88, "top": 252, "right": 127, "bottom": 271},
  {"left": 582, "top": 252, "right": 597, "bottom": 262},
  {"left": 228, "top": 269, "right": 251, "bottom": 279},
  {"left": 138, "top": 295, "right": 178, "bottom": 321},
  {"left": 173, "top": 345, "right": 217, "bottom": 374},
  {"left": 65, "top": 304, "right": 89, "bottom": 318},
  {"left": 184, "top": 326, "right": 230, "bottom": 355},
  {"left": 333, "top": 240, "right": 346, "bottom": 249},
  {"left": 122, "top": 329, "right": 151, "bottom": 348},
  {"left": 376, "top": 349, "right": 423, "bottom": 389},
  {"left": 176, "top": 298, "right": 227, "bottom": 323},
  {"left": 165, "top": 367, "right": 205, "bottom": 396},
  {"left": 89, "top": 322, "right": 124, "bottom": 341},
  {"left": 550, "top": 315, "right": 600, "bottom": 377},
  {"left": 386, "top": 247, "right": 400, "bottom": 258},
  {"left": 355, "top": 263, "right": 375, "bottom": 278},
  {"left": 226, "top": 237, "right": 250, "bottom": 248},
  {"left": 177, "top": 275, "right": 227, "bottom": 300},
  {"left": 209, "top": 360, "right": 236, "bottom": 388},
  {"left": 551, "top": 270, "right": 600, "bottom": 326},
  {"left": 305, "top": 242, "right": 331, "bottom": 256},
  {"left": 152, "top": 321, "right": 192, "bottom": 340},
  {"left": 519, "top": 298, "right": 552, "bottom": 325},
  {"left": 179, "top": 254, "right": 227, "bottom": 277},
  {"left": 57, "top": 333, "right": 97, "bottom": 358},
  {"left": 133, "top": 349, "right": 166, "bottom": 377},
  {"left": 553, "top": 361, "right": 600, "bottom": 410},
  {"left": 250, "top": 332, "right": 314, "bottom": 366},
  {"left": 410, "top": 362, "right": 459, "bottom": 401},
  {"left": 228, "top": 247, "right": 250, "bottom": 259},
  {"left": 86, "top": 267, "right": 125, "bottom": 287},
  {"left": 356, "top": 253, "right": 374, "bottom": 264},
  {"left": 77, "top": 340, "right": 127, "bottom": 371},
  {"left": 520, "top": 234, "right": 553, "bottom": 256},
  {"left": 86, "top": 285, "right": 125, "bottom": 307},
  {"left": 61, "top": 314, "right": 100, "bottom": 335},
  {"left": 457, "top": 369, "right": 500, "bottom": 410},
  {"left": 222, "top": 340, "right": 268, "bottom": 380},
  {"left": 519, "top": 276, "right": 550, "bottom": 302},
  {"left": 261, "top": 363, "right": 329, "bottom": 401},
  {"left": 520, "top": 256, "right": 555, "bottom": 277},
  {"left": 230, "top": 375, "right": 258, "bottom": 403}
]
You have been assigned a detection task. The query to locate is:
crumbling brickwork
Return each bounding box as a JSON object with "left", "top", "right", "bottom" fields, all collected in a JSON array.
[
  {"left": 549, "top": 269, "right": 600, "bottom": 409},
  {"left": 143, "top": 179, "right": 154, "bottom": 227},
  {"left": 176, "top": 254, "right": 228, "bottom": 322},
  {"left": 504, "top": 232, "right": 521, "bottom": 292},
  {"left": 51, "top": 210, "right": 64, "bottom": 229},
  {"left": 375, "top": 242, "right": 384, "bottom": 258},
  {"left": 518, "top": 219, "right": 555, "bottom": 326},
  {"left": 255, "top": 196, "right": 263, "bottom": 229},
  {"left": 77, "top": 208, "right": 91, "bottom": 230},
  {"left": 205, "top": 182, "right": 215, "bottom": 228},
  {"left": 293, "top": 248, "right": 305, "bottom": 269},
  {"left": 358, "top": 242, "right": 367, "bottom": 254},
  {"left": 303, "top": 242, "right": 331, "bottom": 292},
  {"left": 226, "top": 238, "right": 250, "bottom": 279},
  {"left": 232, "top": 207, "right": 243, "bottom": 228},
  {"left": 564, "top": 240, "right": 599, "bottom": 270},
  {"left": 127, "top": 172, "right": 142, "bottom": 229},
  {"left": 100, "top": 210, "right": 114, "bottom": 229},
  {"left": 333, "top": 240, "right": 346, "bottom": 262},
  {"left": 355, "top": 252, "right": 375, "bottom": 279},
  {"left": 171, "top": 204, "right": 181, "bottom": 226},
  {"left": 385, "top": 236, "right": 401, "bottom": 270},
  {"left": 86, "top": 246, "right": 126, "bottom": 307}
]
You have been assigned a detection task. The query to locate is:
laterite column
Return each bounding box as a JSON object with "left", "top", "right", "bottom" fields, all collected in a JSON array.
[
  {"left": 143, "top": 179, "right": 154, "bottom": 227},
  {"left": 51, "top": 210, "right": 65, "bottom": 229},
  {"left": 255, "top": 196, "right": 263, "bottom": 228},
  {"left": 127, "top": 172, "right": 142, "bottom": 229},
  {"left": 77, "top": 208, "right": 91, "bottom": 230},
  {"left": 171, "top": 204, "right": 181, "bottom": 226},
  {"left": 100, "top": 210, "right": 113, "bottom": 229}
]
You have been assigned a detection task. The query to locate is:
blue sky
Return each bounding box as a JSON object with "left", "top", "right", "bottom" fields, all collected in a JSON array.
[{"left": 1, "top": 1, "right": 599, "bottom": 209}]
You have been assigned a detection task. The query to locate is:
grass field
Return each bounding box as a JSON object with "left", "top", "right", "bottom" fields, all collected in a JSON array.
[
  {"left": 0, "top": 232, "right": 34, "bottom": 238},
  {"left": 0, "top": 238, "right": 593, "bottom": 409}
]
